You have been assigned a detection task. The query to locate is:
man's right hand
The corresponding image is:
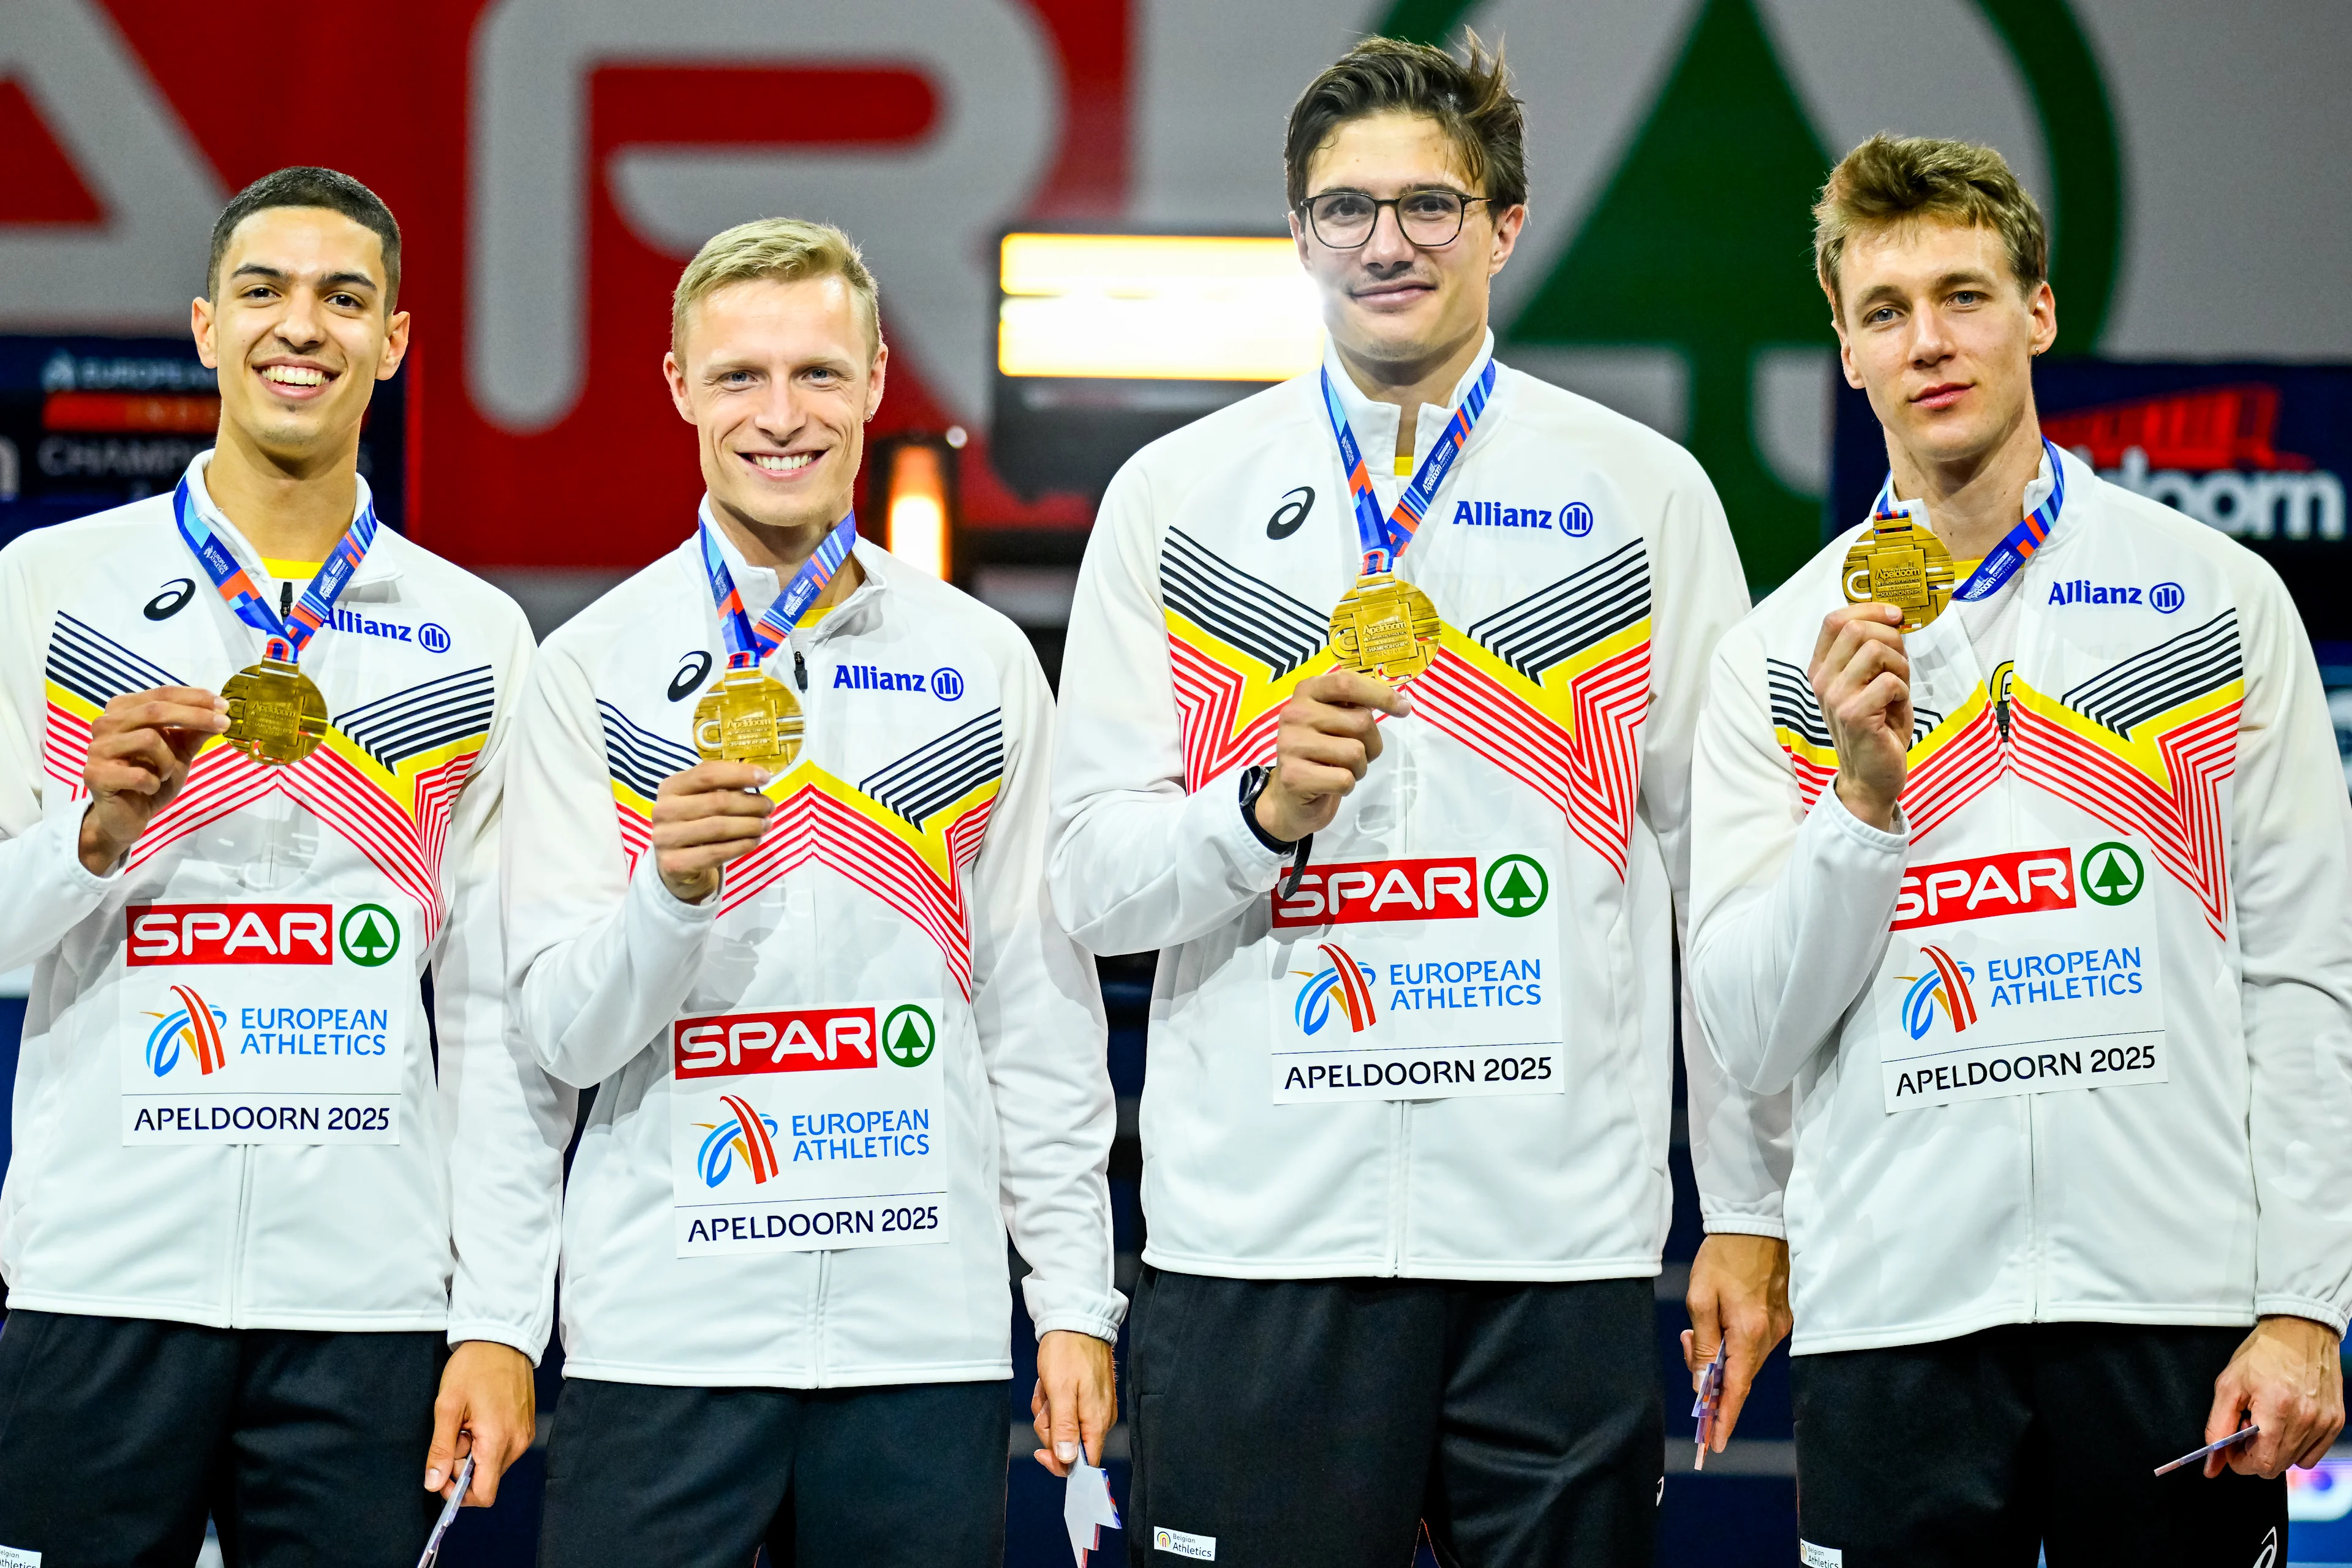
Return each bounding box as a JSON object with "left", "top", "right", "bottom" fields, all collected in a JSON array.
[
  {"left": 78, "top": 686, "right": 227, "bottom": 876},
  {"left": 1255, "top": 669, "right": 1413, "bottom": 843},
  {"left": 652, "top": 761, "right": 776, "bottom": 903},
  {"left": 1807, "top": 604, "right": 1912, "bottom": 831}
]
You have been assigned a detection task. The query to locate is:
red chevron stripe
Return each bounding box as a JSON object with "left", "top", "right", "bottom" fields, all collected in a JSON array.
[
  {"left": 42, "top": 704, "right": 92, "bottom": 793},
  {"left": 614, "top": 802, "right": 654, "bottom": 873},
  {"left": 2010, "top": 701, "right": 2238, "bottom": 936},
  {"left": 1169, "top": 636, "right": 1278, "bottom": 792},
  {"left": 1899, "top": 708, "right": 2006, "bottom": 842},
  {"left": 125, "top": 746, "right": 279, "bottom": 865}
]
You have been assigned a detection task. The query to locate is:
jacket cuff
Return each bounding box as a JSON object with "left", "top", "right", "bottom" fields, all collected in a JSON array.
[
  {"left": 1023, "top": 1278, "right": 1129, "bottom": 1347},
  {"left": 447, "top": 1320, "right": 551, "bottom": 1366},
  {"left": 630, "top": 843, "right": 723, "bottom": 930},
  {"left": 2254, "top": 1294, "right": 2351, "bottom": 1337},
  {"left": 1700, "top": 1215, "right": 1789, "bottom": 1241},
  {"left": 1816, "top": 781, "right": 1909, "bottom": 854},
  {"left": 1200, "top": 766, "right": 1292, "bottom": 879}
]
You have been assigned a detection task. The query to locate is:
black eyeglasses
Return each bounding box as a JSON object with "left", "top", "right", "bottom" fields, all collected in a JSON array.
[{"left": 1298, "top": 188, "right": 1491, "bottom": 249}]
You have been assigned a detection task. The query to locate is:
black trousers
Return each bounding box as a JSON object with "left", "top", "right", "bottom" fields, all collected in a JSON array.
[
  {"left": 0, "top": 1308, "right": 445, "bottom": 1568},
  {"left": 1792, "top": 1321, "right": 2290, "bottom": 1567},
  {"left": 535, "top": 1374, "right": 1011, "bottom": 1568},
  {"left": 1125, "top": 1268, "right": 1661, "bottom": 1568}
]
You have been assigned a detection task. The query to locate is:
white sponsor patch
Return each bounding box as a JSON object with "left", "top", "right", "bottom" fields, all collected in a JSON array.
[
  {"left": 1153, "top": 1526, "right": 1216, "bottom": 1560},
  {"left": 1800, "top": 1542, "right": 1842, "bottom": 1567},
  {"left": 0, "top": 1545, "right": 43, "bottom": 1566}
]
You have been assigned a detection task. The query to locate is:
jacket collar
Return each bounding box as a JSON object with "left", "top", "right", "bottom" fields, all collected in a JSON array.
[
  {"left": 1314, "top": 328, "right": 1498, "bottom": 486},
  {"left": 179, "top": 449, "right": 404, "bottom": 588},
  {"left": 692, "top": 499, "right": 889, "bottom": 642}
]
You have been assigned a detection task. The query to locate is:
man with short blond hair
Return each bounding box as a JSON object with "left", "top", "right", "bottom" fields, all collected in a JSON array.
[
  {"left": 507, "top": 217, "right": 1121, "bottom": 1567},
  {"left": 1690, "top": 134, "right": 2352, "bottom": 1566}
]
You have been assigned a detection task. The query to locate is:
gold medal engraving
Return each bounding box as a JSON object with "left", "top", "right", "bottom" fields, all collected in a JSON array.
[
  {"left": 692, "top": 666, "right": 804, "bottom": 774},
  {"left": 1328, "top": 572, "right": 1441, "bottom": 679},
  {"left": 1842, "top": 516, "right": 1956, "bottom": 632},
  {"left": 220, "top": 658, "right": 328, "bottom": 765}
]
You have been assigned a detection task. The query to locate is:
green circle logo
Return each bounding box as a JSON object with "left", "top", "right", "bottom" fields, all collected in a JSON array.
[
  {"left": 339, "top": 903, "right": 401, "bottom": 966},
  {"left": 2079, "top": 842, "right": 2144, "bottom": 906},
  {"left": 880, "top": 1005, "right": 936, "bottom": 1067},
  {"left": 1483, "top": 854, "right": 1550, "bottom": 918}
]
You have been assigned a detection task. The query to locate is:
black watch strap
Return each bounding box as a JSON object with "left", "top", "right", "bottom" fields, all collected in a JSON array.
[{"left": 1238, "top": 766, "right": 1314, "bottom": 895}]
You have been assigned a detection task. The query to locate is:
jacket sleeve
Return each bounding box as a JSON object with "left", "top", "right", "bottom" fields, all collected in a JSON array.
[
  {"left": 0, "top": 541, "right": 130, "bottom": 976},
  {"left": 1641, "top": 467, "right": 1793, "bottom": 1234},
  {"left": 975, "top": 639, "right": 1125, "bottom": 1343},
  {"left": 1047, "top": 458, "right": 1290, "bottom": 956},
  {"left": 434, "top": 610, "right": 575, "bottom": 1359},
  {"left": 504, "top": 638, "right": 715, "bottom": 1090},
  {"left": 2230, "top": 562, "right": 2352, "bottom": 1333},
  {"left": 1688, "top": 628, "right": 1909, "bottom": 1097}
]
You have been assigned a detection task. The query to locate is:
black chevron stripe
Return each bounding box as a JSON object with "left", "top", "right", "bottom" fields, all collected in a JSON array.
[
  {"left": 858, "top": 709, "right": 1003, "bottom": 826},
  {"left": 1464, "top": 540, "right": 1650, "bottom": 681},
  {"left": 1160, "top": 528, "right": 1326, "bottom": 678},
  {"left": 45, "top": 612, "right": 180, "bottom": 708},
  {"left": 1768, "top": 656, "right": 1939, "bottom": 747},
  {"left": 337, "top": 666, "right": 496, "bottom": 770},
  {"left": 2062, "top": 611, "right": 2242, "bottom": 736},
  {"left": 598, "top": 701, "right": 697, "bottom": 800}
]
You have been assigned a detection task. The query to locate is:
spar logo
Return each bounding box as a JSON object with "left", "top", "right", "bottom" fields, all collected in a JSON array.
[
  {"left": 1899, "top": 945, "right": 1980, "bottom": 1040},
  {"left": 1294, "top": 943, "right": 1377, "bottom": 1036},
  {"left": 695, "top": 1093, "right": 782, "bottom": 1189},
  {"left": 674, "top": 1006, "right": 881, "bottom": 1080},
  {"left": 144, "top": 984, "right": 228, "bottom": 1077}
]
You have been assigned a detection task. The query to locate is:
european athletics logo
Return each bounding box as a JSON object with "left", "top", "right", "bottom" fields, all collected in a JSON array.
[
  {"left": 696, "top": 1093, "right": 782, "bottom": 1188},
  {"left": 145, "top": 984, "right": 227, "bottom": 1077},
  {"left": 1294, "top": 943, "right": 1377, "bottom": 1036},
  {"left": 1899, "top": 944, "right": 1980, "bottom": 1040}
]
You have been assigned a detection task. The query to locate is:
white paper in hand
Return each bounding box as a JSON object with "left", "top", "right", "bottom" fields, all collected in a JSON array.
[{"left": 1063, "top": 1459, "right": 1122, "bottom": 1566}]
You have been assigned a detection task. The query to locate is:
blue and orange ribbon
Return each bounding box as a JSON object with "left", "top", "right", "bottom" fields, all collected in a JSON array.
[
  {"left": 698, "top": 509, "right": 858, "bottom": 671},
  {"left": 1869, "top": 437, "right": 2067, "bottom": 603},
  {"left": 1319, "top": 357, "right": 1496, "bottom": 575},
  {"left": 173, "top": 475, "right": 378, "bottom": 663}
]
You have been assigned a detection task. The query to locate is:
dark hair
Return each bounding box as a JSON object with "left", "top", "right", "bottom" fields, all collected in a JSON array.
[
  {"left": 1814, "top": 135, "right": 2048, "bottom": 316},
  {"left": 1283, "top": 32, "right": 1526, "bottom": 215},
  {"left": 206, "top": 167, "right": 402, "bottom": 309}
]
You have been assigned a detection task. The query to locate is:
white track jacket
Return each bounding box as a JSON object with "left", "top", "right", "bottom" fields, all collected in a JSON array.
[
  {"left": 1691, "top": 448, "right": 2352, "bottom": 1354},
  {"left": 0, "top": 454, "right": 564, "bottom": 1354},
  {"left": 505, "top": 522, "right": 1120, "bottom": 1387},
  {"left": 1049, "top": 338, "right": 1784, "bottom": 1281}
]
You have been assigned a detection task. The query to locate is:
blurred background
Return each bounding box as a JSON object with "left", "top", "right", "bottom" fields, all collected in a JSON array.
[{"left": 2, "top": 0, "right": 2350, "bottom": 1562}]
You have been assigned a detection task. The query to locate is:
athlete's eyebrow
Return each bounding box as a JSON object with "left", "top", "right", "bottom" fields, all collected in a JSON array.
[{"left": 228, "top": 264, "right": 378, "bottom": 296}]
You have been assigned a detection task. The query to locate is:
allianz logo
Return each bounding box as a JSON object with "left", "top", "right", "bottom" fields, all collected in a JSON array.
[
  {"left": 1451, "top": 500, "right": 1595, "bottom": 535},
  {"left": 2100, "top": 447, "right": 2343, "bottom": 542},
  {"left": 2046, "top": 579, "right": 2185, "bottom": 612}
]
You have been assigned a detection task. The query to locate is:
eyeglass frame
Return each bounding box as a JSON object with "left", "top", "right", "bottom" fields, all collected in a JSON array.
[{"left": 1294, "top": 186, "right": 1498, "bottom": 250}]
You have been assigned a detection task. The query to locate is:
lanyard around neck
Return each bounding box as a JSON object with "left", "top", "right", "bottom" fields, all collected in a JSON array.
[
  {"left": 1871, "top": 439, "right": 2067, "bottom": 603},
  {"left": 698, "top": 510, "right": 858, "bottom": 670},
  {"left": 173, "top": 475, "right": 377, "bottom": 664},
  {"left": 1320, "top": 356, "right": 1496, "bottom": 575}
]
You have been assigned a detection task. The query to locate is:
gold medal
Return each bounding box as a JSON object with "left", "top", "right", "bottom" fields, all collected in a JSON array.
[
  {"left": 1842, "top": 514, "right": 1957, "bottom": 632},
  {"left": 1328, "top": 571, "right": 1442, "bottom": 679},
  {"left": 692, "top": 665, "right": 804, "bottom": 774},
  {"left": 221, "top": 658, "right": 328, "bottom": 765}
]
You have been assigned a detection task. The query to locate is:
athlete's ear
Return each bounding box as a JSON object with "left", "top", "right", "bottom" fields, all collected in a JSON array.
[
  {"left": 2026, "top": 279, "right": 2057, "bottom": 359},
  {"left": 663, "top": 350, "right": 695, "bottom": 424},
  {"left": 375, "top": 310, "right": 412, "bottom": 382},
  {"left": 1289, "top": 207, "right": 1311, "bottom": 272},
  {"left": 1485, "top": 202, "right": 1527, "bottom": 278},
  {"left": 1829, "top": 289, "right": 1864, "bottom": 391},
  {"left": 191, "top": 295, "right": 217, "bottom": 371},
  {"left": 862, "top": 341, "right": 888, "bottom": 421}
]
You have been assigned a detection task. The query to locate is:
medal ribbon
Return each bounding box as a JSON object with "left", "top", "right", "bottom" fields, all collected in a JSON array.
[
  {"left": 173, "top": 475, "right": 377, "bottom": 663},
  {"left": 1869, "top": 438, "right": 2067, "bottom": 603},
  {"left": 698, "top": 510, "right": 858, "bottom": 670},
  {"left": 1320, "top": 356, "right": 1496, "bottom": 575}
]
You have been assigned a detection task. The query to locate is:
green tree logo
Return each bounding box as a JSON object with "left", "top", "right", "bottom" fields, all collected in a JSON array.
[
  {"left": 1483, "top": 854, "right": 1550, "bottom": 918},
  {"left": 2079, "top": 842, "right": 2143, "bottom": 906},
  {"left": 1381, "top": 0, "right": 2121, "bottom": 589},
  {"left": 881, "top": 1005, "right": 937, "bottom": 1068},
  {"left": 339, "top": 903, "right": 401, "bottom": 967}
]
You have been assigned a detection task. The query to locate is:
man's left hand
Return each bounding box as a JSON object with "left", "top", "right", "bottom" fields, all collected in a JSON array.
[
  {"left": 2205, "top": 1315, "right": 2344, "bottom": 1478},
  {"left": 1031, "top": 1329, "right": 1118, "bottom": 1476},
  {"left": 424, "top": 1340, "right": 538, "bottom": 1506},
  {"left": 1683, "top": 1233, "right": 1794, "bottom": 1455}
]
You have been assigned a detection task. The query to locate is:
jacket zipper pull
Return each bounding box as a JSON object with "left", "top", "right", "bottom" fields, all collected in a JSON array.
[
  {"left": 793, "top": 649, "right": 809, "bottom": 693},
  {"left": 279, "top": 579, "right": 295, "bottom": 620}
]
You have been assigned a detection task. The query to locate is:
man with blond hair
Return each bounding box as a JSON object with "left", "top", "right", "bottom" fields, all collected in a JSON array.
[
  {"left": 1689, "top": 134, "right": 2352, "bottom": 1565},
  {"left": 504, "top": 217, "right": 1120, "bottom": 1566}
]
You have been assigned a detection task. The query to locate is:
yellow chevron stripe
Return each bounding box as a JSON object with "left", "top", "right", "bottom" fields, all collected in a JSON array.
[
  {"left": 2010, "top": 673, "right": 2243, "bottom": 796},
  {"left": 1436, "top": 616, "right": 1649, "bottom": 734},
  {"left": 42, "top": 680, "right": 104, "bottom": 729},
  {"left": 1906, "top": 686, "right": 1992, "bottom": 769},
  {"left": 611, "top": 761, "right": 997, "bottom": 889},
  {"left": 1775, "top": 727, "right": 1839, "bottom": 774},
  {"left": 1165, "top": 608, "right": 1338, "bottom": 740}
]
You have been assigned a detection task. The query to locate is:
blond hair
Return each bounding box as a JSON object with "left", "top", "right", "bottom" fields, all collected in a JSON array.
[
  {"left": 1813, "top": 134, "right": 2048, "bottom": 318},
  {"left": 671, "top": 217, "right": 882, "bottom": 357}
]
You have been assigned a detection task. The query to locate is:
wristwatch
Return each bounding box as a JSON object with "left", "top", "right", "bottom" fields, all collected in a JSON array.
[{"left": 1238, "top": 766, "right": 1314, "bottom": 895}]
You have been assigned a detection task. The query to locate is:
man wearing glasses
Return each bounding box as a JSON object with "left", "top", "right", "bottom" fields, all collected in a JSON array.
[{"left": 1050, "top": 35, "right": 1789, "bottom": 1567}]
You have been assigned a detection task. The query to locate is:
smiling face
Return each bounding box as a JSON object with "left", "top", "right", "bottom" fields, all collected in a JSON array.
[
  {"left": 1291, "top": 111, "right": 1523, "bottom": 380},
  {"left": 1833, "top": 217, "right": 2056, "bottom": 476},
  {"left": 192, "top": 206, "right": 407, "bottom": 469},
  {"left": 665, "top": 274, "right": 885, "bottom": 541}
]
